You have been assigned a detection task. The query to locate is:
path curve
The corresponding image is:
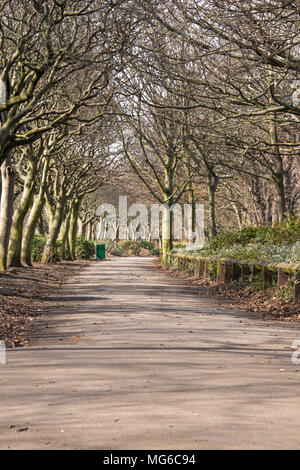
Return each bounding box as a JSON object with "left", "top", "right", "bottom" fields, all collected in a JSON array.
[{"left": 1, "top": 257, "right": 300, "bottom": 449}]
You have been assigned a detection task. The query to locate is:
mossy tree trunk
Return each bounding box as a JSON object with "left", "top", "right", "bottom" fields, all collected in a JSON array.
[
  {"left": 8, "top": 155, "right": 37, "bottom": 267},
  {"left": 68, "top": 198, "right": 81, "bottom": 260},
  {"left": 162, "top": 202, "right": 173, "bottom": 265},
  {"left": 0, "top": 157, "right": 15, "bottom": 271},
  {"left": 21, "top": 156, "right": 49, "bottom": 266},
  {"left": 208, "top": 173, "right": 219, "bottom": 239},
  {"left": 41, "top": 199, "right": 65, "bottom": 264},
  {"left": 58, "top": 208, "right": 71, "bottom": 260}
]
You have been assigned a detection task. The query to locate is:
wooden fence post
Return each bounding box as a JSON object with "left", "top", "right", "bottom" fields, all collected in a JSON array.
[
  {"left": 199, "top": 260, "right": 205, "bottom": 278},
  {"left": 294, "top": 268, "right": 300, "bottom": 301},
  {"left": 294, "top": 280, "right": 300, "bottom": 301},
  {"left": 262, "top": 265, "right": 273, "bottom": 290},
  {"left": 216, "top": 260, "right": 225, "bottom": 283},
  {"left": 194, "top": 259, "right": 200, "bottom": 277},
  {"left": 224, "top": 261, "right": 233, "bottom": 284},
  {"left": 204, "top": 259, "right": 211, "bottom": 279},
  {"left": 232, "top": 262, "right": 241, "bottom": 282},
  {"left": 169, "top": 256, "right": 300, "bottom": 300},
  {"left": 278, "top": 269, "right": 289, "bottom": 287},
  {"left": 217, "top": 260, "right": 233, "bottom": 284}
]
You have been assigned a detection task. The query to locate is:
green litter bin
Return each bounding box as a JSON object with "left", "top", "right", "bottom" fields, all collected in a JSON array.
[{"left": 96, "top": 244, "right": 105, "bottom": 260}]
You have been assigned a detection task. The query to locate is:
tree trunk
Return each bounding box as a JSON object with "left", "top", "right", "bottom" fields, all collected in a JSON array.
[
  {"left": 208, "top": 174, "right": 218, "bottom": 238},
  {"left": 86, "top": 221, "right": 92, "bottom": 241},
  {"left": 21, "top": 198, "right": 45, "bottom": 266},
  {"left": 0, "top": 158, "right": 15, "bottom": 271},
  {"left": 162, "top": 203, "right": 172, "bottom": 264},
  {"left": 187, "top": 179, "right": 196, "bottom": 232},
  {"left": 59, "top": 210, "right": 71, "bottom": 260},
  {"left": 269, "top": 112, "right": 286, "bottom": 222},
  {"left": 8, "top": 161, "right": 36, "bottom": 267},
  {"left": 77, "top": 217, "right": 84, "bottom": 237},
  {"left": 37, "top": 215, "right": 46, "bottom": 235},
  {"left": 81, "top": 222, "right": 89, "bottom": 238},
  {"left": 21, "top": 157, "right": 49, "bottom": 266},
  {"left": 68, "top": 200, "right": 80, "bottom": 260},
  {"left": 231, "top": 202, "right": 243, "bottom": 230},
  {"left": 274, "top": 177, "right": 286, "bottom": 224},
  {"left": 92, "top": 222, "right": 97, "bottom": 241},
  {"left": 41, "top": 201, "right": 64, "bottom": 264}
]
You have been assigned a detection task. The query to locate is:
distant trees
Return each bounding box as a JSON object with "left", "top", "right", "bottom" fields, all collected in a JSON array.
[
  {"left": 119, "top": 84, "right": 194, "bottom": 261},
  {"left": 0, "top": 0, "right": 299, "bottom": 270},
  {"left": 131, "top": 0, "right": 300, "bottom": 234},
  {"left": 0, "top": 0, "right": 138, "bottom": 270}
]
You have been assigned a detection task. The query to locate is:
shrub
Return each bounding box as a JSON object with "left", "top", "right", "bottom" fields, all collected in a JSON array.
[
  {"left": 61, "top": 247, "right": 72, "bottom": 260},
  {"left": 139, "top": 240, "right": 159, "bottom": 255},
  {"left": 172, "top": 243, "right": 212, "bottom": 257},
  {"left": 211, "top": 243, "right": 295, "bottom": 263},
  {"left": 32, "top": 235, "right": 62, "bottom": 262},
  {"left": 51, "top": 239, "right": 62, "bottom": 262},
  {"left": 172, "top": 243, "right": 186, "bottom": 250},
  {"left": 209, "top": 261, "right": 217, "bottom": 281},
  {"left": 105, "top": 241, "right": 123, "bottom": 256},
  {"left": 210, "top": 217, "right": 300, "bottom": 251},
  {"left": 172, "top": 241, "right": 300, "bottom": 264},
  {"left": 170, "top": 216, "right": 300, "bottom": 264},
  {"left": 75, "top": 236, "right": 95, "bottom": 259},
  {"left": 139, "top": 240, "right": 154, "bottom": 251},
  {"left": 186, "top": 260, "right": 195, "bottom": 274},
  {"left": 100, "top": 240, "right": 159, "bottom": 257},
  {"left": 249, "top": 271, "right": 264, "bottom": 291},
  {"left": 119, "top": 240, "right": 141, "bottom": 255},
  {"left": 210, "top": 227, "right": 259, "bottom": 251},
  {"left": 31, "top": 234, "right": 47, "bottom": 262}
]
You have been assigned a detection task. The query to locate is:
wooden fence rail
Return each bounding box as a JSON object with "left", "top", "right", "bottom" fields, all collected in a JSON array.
[{"left": 168, "top": 253, "right": 300, "bottom": 301}]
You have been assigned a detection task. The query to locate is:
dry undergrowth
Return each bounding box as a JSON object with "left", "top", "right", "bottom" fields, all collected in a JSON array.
[
  {"left": 0, "top": 260, "right": 89, "bottom": 348},
  {"left": 159, "top": 262, "right": 300, "bottom": 322}
]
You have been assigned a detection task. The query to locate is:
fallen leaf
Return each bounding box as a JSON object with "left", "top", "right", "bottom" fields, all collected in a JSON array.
[{"left": 15, "top": 427, "right": 28, "bottom": 433}]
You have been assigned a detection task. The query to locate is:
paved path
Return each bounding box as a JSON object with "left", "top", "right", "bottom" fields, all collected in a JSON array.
[{"left": 1, "top": 257, "right": 300, "bottom": 449}]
